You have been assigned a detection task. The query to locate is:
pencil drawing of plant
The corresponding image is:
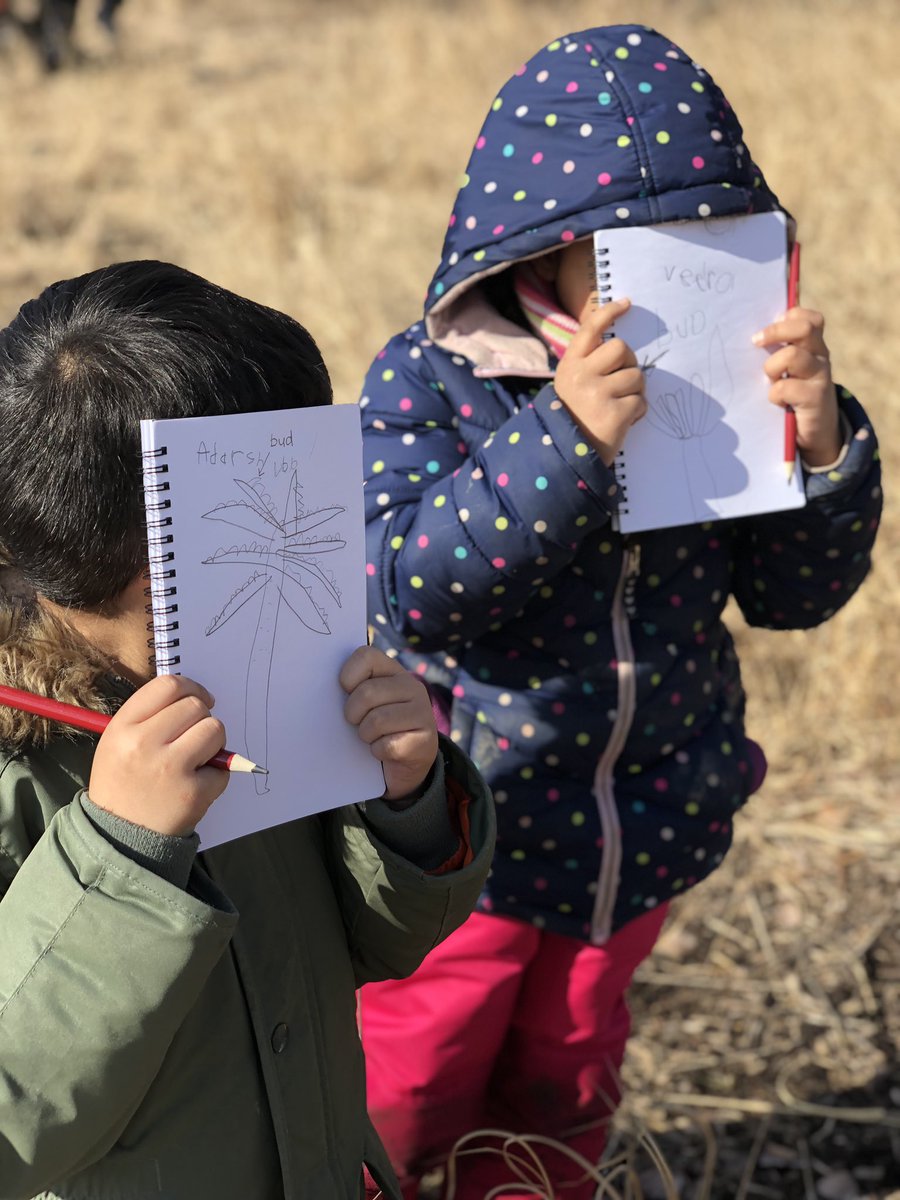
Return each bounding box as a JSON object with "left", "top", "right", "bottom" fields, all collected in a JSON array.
[
  {"left": 202, "top": 472, "right": 346, "bottom": 794},
  {"left": 644, "top": 326, "right": 732, "bottom": 521}
]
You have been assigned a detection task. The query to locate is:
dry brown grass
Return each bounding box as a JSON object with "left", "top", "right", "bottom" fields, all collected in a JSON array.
[{"left": 1, "top": 0, "right": 897, "bottom": 1193}]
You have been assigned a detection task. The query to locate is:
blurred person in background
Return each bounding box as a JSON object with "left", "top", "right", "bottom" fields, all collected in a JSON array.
[{"left": 4, "top": 0, "right": 125, "bottom": 70}]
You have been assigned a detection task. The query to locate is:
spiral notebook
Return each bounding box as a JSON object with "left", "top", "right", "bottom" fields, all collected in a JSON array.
[
  {"left": 593, "top": 211, "right": 806, "bottom": 533},
  {"left": 141, "top": 404, "right": 383, "bottom": 848}
]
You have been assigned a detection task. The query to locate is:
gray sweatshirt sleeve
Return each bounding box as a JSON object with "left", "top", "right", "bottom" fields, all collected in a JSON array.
[
  {"left": 80, "top": 793, "right": 199, "bottom": 889},
  {"left": 357, "top": 753, "right": 459, "bottom": 870}
]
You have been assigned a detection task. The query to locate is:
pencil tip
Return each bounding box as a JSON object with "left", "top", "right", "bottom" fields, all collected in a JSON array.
[
  {"left": 252, "top": 765, "right": 269, "bottom": 775},
  {"left": 784, "top": 462, "right": 796, "bottom": 481}
]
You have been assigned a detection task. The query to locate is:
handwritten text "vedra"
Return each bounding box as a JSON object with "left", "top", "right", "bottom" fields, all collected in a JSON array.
[{"left": 663, "top": 263, "right": 735, "bottom": 294}]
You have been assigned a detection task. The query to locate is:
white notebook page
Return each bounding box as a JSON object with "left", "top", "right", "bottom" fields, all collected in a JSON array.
[
  {"left": 141, "top": 404, "right": 383, "bottom": 848},
  {"left": 594, "top": 212, "right": 806, "bottom": 533}
]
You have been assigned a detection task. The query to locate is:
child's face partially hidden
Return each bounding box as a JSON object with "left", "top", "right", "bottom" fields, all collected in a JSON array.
[{"left": 549, "top": 238, "right": 598, "bottom": 325}]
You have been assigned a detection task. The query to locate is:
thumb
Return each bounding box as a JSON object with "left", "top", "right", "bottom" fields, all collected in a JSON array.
[{"left": 567, "top": 297, "right": 631, "bottom": 359}]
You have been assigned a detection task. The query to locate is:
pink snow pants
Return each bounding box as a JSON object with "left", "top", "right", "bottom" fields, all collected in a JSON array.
[{"left": 361, "top": 904, "right": 669, "bottom": 1199}]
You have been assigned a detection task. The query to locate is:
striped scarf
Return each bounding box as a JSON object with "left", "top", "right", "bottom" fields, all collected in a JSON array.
[{"left": 512, "top": 263, "right": 580, "bottom": 361}]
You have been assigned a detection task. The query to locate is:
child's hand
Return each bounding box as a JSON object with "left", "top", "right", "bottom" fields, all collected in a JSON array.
[
  {"left": 753, "top": 307, "right": 841, "bottom": 467},
  {"left": 553, "top": 297, "right": 647, "bottom": 466},
  {"left": 340, "top": 646, "right": 439, "bottom": 803},
  {"left": 88, "top": 676, "right": 229, "bottom": 837}
]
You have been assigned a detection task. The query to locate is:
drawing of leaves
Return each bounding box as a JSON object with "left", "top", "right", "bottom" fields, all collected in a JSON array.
[
  {"left": 645, "top": 327, "right": 730, "bottom": 442},
  {"left": 276, "top": 566, "right": 331, "bottom": 634},
  {"left": 201, "top": 503, "right": 278, "bottom": 541},
  {"left": 202, "top": 471, "right": 346, "bottom": 794},
  {"left": 643, "top": 328, "right": 731, "bottom": 521},
  {"left": 279, "top": 553, "right": 343, "bottom": 607},
  {"left": 204, "top": 569, "right": 269, "bottom": 635},
  {"left": 284, "top": 504, "right": 346, "bottom": 536}
]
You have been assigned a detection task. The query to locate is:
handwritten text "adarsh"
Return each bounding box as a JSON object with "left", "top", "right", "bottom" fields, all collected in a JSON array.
[{"left": 196, "top": 434, "right": 297, "bottom": 477}]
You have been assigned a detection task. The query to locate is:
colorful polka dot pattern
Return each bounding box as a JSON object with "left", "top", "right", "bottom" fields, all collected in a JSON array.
[
  {"left": 361, "top": 320, "right": 882, "bottom": 941},
  {"left": 427, "top": 24, "right": 781, "bottom": 313},
  {"left": 358, "top": 23, "right": 883, "bottom": 940}
]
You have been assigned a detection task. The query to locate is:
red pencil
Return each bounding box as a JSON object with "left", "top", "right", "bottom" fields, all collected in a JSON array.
[
  {"left": 784, "top": 240, "right": 801, "bottom": 481},
  {"left": 0, "top": 683, "right": 267, "bottom": 774}
]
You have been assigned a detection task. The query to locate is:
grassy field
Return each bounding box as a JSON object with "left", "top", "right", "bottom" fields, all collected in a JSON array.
[{"left": 1, "top": 0, "right": 897, "bottom": 1194}]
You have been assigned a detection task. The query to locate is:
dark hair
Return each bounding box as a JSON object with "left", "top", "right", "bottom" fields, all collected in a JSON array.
[{"left": 0, "top": 261, "right": 332, "bottom": 608}]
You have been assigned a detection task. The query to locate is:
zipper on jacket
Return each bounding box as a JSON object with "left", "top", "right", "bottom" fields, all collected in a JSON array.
[{"left": 589, "top": 539, "right": 641, "bottom": 945}]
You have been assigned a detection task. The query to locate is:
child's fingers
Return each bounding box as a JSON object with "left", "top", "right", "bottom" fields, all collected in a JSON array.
[
  {"left": 752, "top": 306, "right": 828, "bottom": 354},
  {"left": 343, "top": 667, "right": 437, "bottom": 801},
  {"left": 352, "top": 698, "right": 428, "bottom": 748},
  {"left": 190, "top": 766, "right": 230, "bottom": 808},
  {"left": 115, "top": 674, "right": 216, "bottom": 724},
  {"left": 338, "top": 645, "right": 404, "bottom": 694},
  {"left": 141, "top": 693, "right": 221, "bottom": 745},
  {"left": 603, "top": 364, "right": 645, "bottom": 400},
  {"left": 369, "top": 727, "right": 435, "bottom": 770},
  {"left": 767, "top": 376, "right": 832, "bottom": 412},
  {"left": 89, "top": 680, "right": 228, "bottom": 838},
  {"left": 567, "top": 297, "right": 631, "bottom": 359},
  {"left": 370, "top": 729, "right": 439, "bottom": 803},
  {"left": 762, "top": 345, "right": 829, "bottom": 383},
  {"left": 344, "top": 673, "right": 429, "bottom": 730},
  {"left": 587, "top": 333, "right": 639, "bottom": 375},
  {"left": 175, "top": 715, "right": 229, "bottom": 775}
]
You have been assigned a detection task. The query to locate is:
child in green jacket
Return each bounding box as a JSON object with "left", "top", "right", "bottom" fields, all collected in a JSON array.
[{"left": 0, "top": 260, "right": 495, "bottom": 1200}]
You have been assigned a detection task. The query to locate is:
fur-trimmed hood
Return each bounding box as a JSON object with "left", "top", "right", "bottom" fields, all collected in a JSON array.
[{"left": 0, "top": 601, "right": 115, "bottom": 750}]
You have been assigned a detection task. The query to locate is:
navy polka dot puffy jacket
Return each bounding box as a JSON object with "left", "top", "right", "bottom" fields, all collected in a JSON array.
[{"left": 360, "top": 25, "right": 882, "bottom": 942}]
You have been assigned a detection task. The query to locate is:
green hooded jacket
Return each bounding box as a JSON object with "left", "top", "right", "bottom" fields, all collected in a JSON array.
[{"left": 0, "top": 607, "right": 496, "bottom": 1199}]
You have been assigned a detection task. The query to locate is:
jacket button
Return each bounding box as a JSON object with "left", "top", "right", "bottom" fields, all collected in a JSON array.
[{"left": 271, "top": 1023, "right": 289, "bottom": 1054}]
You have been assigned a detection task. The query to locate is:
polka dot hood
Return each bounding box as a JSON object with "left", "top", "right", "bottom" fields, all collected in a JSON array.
[{"left": 427, "top": 24, "right": 783, "bottom": 318}]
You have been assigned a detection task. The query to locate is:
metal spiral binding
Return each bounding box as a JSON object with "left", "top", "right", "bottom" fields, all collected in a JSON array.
[
  {"left": 614, "top": 451, "right": 630, "bottom": 514},
  {"left": 594, "top": 245, "right": 630, "bottom": 515},
  {"left": 142, "top": 446, "right": 182, "bottom": 671},
  {"left": 594, "top": 245, "right": 612, "bottom": 306}
]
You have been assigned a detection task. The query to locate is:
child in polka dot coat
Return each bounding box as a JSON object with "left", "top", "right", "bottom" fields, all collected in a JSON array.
[{"left": 358, "top": 24, "right": 882, "bottom": 1200}]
